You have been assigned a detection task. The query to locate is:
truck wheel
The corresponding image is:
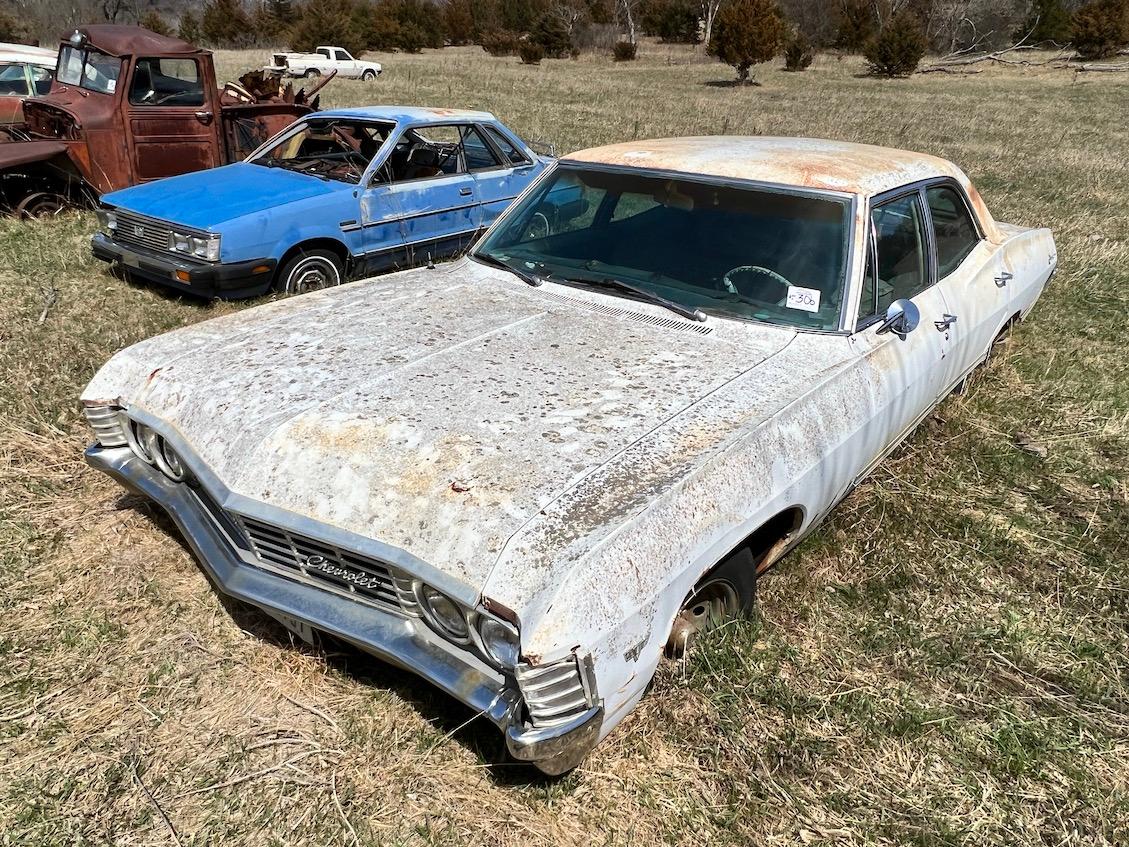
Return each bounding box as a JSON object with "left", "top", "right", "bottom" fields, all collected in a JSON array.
[
  {"left": 16, "top": 192, "right": 67, "bottom": 219},
  {"left": 277, "top": 249, "right": 343, "bottom": 295},
  {"left": 362, "top": 69, "right": 377, "bottom": 81},
  {"left": 666, "top": 547, "right": 757, "bottom": 657},
  {"left": 305, "top": 68, "right": 321, "bottom": 78}
]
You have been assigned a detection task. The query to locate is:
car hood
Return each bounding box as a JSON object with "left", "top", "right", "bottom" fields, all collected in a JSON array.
[
  {"left": 83, "top": 261, "right": 803, "bottom": 606},
  {"left": 102, "top": 162, "right": 348, "bottom": 228}
]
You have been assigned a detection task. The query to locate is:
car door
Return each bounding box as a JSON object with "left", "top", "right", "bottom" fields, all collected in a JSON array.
[
  {"left": 357, "top": 125, "right": 481, "bottom": 269},
  {"left": 464, "top": 123, "right": 540, "bottom": 229},
  {"left": 125, "top": 56, "right": 221, "bottom": 182},
  {"left": 334, "top": 48, "right": 359, "bottom": 77},
  {"left": 924, "top": 181, "right": 1009, "bottom": 388},
  {"left": 848, "top": 188, "right": 956, "bottom": 476}
]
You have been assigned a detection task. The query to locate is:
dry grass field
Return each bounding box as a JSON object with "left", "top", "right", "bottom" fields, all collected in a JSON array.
[{"left": 1, "top": 43, "right": 1127, "bottom": 846}]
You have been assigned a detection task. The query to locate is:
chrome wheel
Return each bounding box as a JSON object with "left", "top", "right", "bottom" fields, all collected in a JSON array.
[{"left": 667, "top": 578, "right": 740, "bottom": 657}]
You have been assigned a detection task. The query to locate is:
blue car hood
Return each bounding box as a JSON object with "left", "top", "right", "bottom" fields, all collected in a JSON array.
[{"left": 102, "top": 163, "right": 348, "bottom": 229}]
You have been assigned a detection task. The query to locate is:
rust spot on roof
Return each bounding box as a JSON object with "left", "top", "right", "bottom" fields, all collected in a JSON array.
[{"left": 566, "top": 136, "right": 963, "bottom": 197}]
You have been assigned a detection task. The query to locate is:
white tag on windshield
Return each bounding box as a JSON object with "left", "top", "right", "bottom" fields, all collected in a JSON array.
[{"left": 786, "top": 285, "right": 821, "bottom": 313}]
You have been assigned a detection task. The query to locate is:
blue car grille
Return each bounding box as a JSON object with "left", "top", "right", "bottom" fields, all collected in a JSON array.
[{"left": 112, "top": 210, "right": 173, "bottom": 254}]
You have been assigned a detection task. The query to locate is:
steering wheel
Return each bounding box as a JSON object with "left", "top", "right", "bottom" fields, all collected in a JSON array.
[{"left": 719, "top": 265, "right": 793, "bottom": 304}]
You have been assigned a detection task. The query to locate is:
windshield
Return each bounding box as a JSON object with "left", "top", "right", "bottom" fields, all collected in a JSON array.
[
  {"left": 251, "top": 118, "right": 393, "bottom": 184},
  {"left": 0, "top": 63, "right": 29, "bottom": 97},
  {"left": 56, "top": 45, "right": 121, "bottom": 95},
  {"left": 475, "top": 165, "right": 852, "bottom": 331}
]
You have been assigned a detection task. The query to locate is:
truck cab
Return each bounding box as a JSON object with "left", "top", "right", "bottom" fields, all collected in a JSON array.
[{"left": 0, "top": 25, "right": 321, "bottom": 216}]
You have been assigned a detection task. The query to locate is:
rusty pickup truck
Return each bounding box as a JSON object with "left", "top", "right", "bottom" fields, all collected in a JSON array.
[
  {"left": 80, "top": 137, "right": 1056, "bottom": 774},
  {"left": 0, "top": 25, "right": 326, "bottom": 217}
]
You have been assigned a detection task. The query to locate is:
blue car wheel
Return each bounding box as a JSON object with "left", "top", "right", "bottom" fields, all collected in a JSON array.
[{"left": 278, "top": 249, "right": 344, "bottom": 296}]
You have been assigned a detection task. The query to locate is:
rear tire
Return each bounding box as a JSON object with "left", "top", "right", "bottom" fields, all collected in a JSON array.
[
  {"left": 305, "top": 68, "right": 321, "bottom": 78},
  {"left": 277, "top": 249, "right": 344, "bottom": 295}
]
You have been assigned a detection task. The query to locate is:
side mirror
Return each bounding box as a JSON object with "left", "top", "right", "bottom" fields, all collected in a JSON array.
[{"left": 875, "top": 298, "right": 920, "bottom": 341}]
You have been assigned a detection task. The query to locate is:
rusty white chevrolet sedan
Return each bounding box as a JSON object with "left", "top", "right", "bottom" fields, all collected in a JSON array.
[{"left": 81, "top": 137, "right": 1056, "bottom": 774}]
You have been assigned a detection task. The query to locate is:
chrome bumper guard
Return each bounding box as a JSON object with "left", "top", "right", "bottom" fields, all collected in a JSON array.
[{"left": 85, "top": 446, "right": 602, "bottom": 772}]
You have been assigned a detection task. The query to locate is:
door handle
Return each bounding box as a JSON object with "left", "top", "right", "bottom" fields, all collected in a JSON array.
[
  {"left": 934, "top": 314, "right": 958, "bottom": 331},
  {"left": 194, "top": 110, "right": 214, "bottom": 125},
  {"left": 994, "top": 271, "right": 1013, "bottom": 288},
  {"left": 459, "top": 187, "right": 473, "bottom": 196}
]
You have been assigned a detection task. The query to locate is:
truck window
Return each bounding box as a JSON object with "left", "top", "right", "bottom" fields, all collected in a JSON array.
[
  {"left": 57, "top": 45, "right": 121, "bottom": 95},
  {"left": 317, "top": 48, "right": 331, "bottom": 59},
  {"left": 129, "top": 58, "right": 204, "bottom": 107}
]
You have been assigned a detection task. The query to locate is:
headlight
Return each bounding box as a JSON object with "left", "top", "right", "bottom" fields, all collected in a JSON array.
[
  {"left": 82, "top": 402, "right": 127, "bottom": 447},
  {"left": 154, "top": 437, "right": 188, "bottom": 482},
  {"left": 418, "top": 584, "right": 470, "bottom": 643},
  {"left": 477, "top": 617, "right": 520, "bottom": 669},
  {"left": 169, "top": 231, "right": 220, "bottom": 262},
  {"left": 96, "top": 208, "right": 117, "bottom": 235}
]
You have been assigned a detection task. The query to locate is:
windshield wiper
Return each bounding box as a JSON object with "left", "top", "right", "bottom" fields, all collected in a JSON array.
[
  {"left": 471, "top": 252, "right": 543, "bottom": 287},
  {"left": 557, "top": 274, "right": 706, "bottom": 323}
]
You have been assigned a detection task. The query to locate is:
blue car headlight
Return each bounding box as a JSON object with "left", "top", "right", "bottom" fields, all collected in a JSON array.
[{"left": 169, "top": 231, "right": 220, "bottom": 262}]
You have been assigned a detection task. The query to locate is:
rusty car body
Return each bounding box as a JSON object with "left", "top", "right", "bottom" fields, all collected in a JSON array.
[
  {"left": 80, "top": 137, "right": 1056, "bottom": 774},
  {"left": 0, "top": 44, "right": 56, "bottom": 125},
  {"left": 0, "top": 25, "right": 325, "bottom": 216}
]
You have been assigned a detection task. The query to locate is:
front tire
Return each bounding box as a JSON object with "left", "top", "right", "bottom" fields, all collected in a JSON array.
[
  {"left": 362, "top": 69, "right": 377, "bottom": 81},
  {"left": 277, "top": 249, "right": 344, "bottom": 295},
  {"left": 667, "top": 547, "right": 758, "bottom": 657}
]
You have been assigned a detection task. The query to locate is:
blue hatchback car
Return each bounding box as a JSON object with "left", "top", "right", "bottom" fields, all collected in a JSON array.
[{"left": 91, "top": 106, "right": 551, "bottom": 298}]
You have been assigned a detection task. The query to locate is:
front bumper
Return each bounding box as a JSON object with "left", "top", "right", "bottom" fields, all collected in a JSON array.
[
  {"left": 91, "top": 233, "right": 276, "bottom": 300},
  {"left": 84, "top": 445, "right": 602, "bottom": 773}
]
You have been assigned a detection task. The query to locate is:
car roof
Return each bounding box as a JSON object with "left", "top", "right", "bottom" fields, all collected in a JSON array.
[
  {"left": 0, "top": 43, "right": 57, "bottom": 65},
  {"left": 314, "top": 105, "right": 497, "bottom": 125},
  {"left": 563, "top": 136, "right": 968, "bottom": 197}
]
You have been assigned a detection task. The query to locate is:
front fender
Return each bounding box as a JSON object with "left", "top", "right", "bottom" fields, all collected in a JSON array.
[{"left": 219, "top": 194, "right": 359, "bottom": 264}]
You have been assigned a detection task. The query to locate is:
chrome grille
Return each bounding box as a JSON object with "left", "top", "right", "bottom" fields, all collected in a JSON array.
[
  {"left": 517, "top": 655, "right": 593, "bottom": 727},
  {"left": 112, "top": 210, "right": 173, "bottom": 254},
  {"left": 83, "top": 405, "right": 127, "bottom": 447},
  {"left": 235, "top": 515, "right": 401, "bottom": 611}
]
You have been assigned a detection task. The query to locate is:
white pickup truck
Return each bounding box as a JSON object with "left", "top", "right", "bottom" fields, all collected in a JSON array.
[{"left": 265, "top": 46, "right": 381, "bottom": 81}]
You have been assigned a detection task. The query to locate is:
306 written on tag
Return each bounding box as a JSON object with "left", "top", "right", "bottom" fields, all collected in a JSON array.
[{"left": 786, "top": 285, "right": 821, "bottom": 313}]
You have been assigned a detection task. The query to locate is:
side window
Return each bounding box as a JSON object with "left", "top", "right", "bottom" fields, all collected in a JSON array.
[
  {"left": 394, "top": 126, "right": 465, "bottom": 181},
  {"left": 485, "top": 126, "right": 530, "bottom": 166},
  {"left": 336, "top": 49, "right": 351, "bottom": 61},
  {"left": 461, "top": 126, "right": 501, "bottom": 171},
  {"left": 31, "top": 66, "right": 53, "bottom": 95},
  {"left": 610, "top": 192, "right": 660, "bottom": 222},
  {"left": 927, "top": 185, "right": 981, "bottom": 278},
  {"left": 870, "top": 192, "right": 928, "bottom": 315},
  {"left": 317, "top": 48, "right": 331, "bottom": 59},
  {"left": 129, "top": 58, "right": 204, "bottom": 106},
  {"left": 0, "top": 63, "right": 29, "bottom": 96}
]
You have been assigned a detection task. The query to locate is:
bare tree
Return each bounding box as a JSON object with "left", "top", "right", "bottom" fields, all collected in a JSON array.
[
  {"left": 617, "top": 0, "right": 643, "bottom": 43},
  {"left": 701, "top": 0, "right": 728, "bottom": 46},
  {"left": 551, "top": 0, "right": 589, "bottom": 38}
]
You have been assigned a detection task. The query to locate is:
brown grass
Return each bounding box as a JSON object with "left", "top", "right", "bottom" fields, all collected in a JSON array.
[{"left": 0, "top": 44, "right": 1127, "bottom": 845}]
